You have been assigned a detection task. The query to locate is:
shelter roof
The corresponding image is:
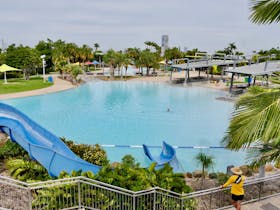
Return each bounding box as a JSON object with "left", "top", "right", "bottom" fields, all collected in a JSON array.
[
  {"left": 171, "top": 59, "right": 247, "bottom": 70},
  {"left": 224, "top": 61, "right": 280, "bottom": 76}
]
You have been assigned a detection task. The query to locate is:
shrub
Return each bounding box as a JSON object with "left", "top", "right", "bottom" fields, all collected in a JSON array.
[
  {"left": 274, "top": 161, "right": 280, "bottom": 169},
  {"left": 217, "top": 172, "right": 230, "bottom": 185},
  {"left": 61, "top": 137, "right": 109, "bottom": 166},
  {"left": 6, "top": 159, "right": 51, "bottom": 182},
  {"left": 0, "top": 140, "right": 28, "bottom": 160},
  {"left": 209, "top": 172, "right": 218, "bottom": 179}
]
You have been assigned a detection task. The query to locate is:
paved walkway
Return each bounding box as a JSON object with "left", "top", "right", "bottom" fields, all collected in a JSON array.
[
  {"left": 0, "top": 75, "right": 75, "bottom": 100},
  {"left": 227, "top": 194, "right": 280, "bottom": 210}
]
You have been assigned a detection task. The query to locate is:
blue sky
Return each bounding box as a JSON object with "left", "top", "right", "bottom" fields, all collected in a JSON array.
[{"left": 1, "top": 0, "right": 279, "bottom": 53}]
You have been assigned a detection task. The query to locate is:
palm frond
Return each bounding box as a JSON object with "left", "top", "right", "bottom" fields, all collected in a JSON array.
[
  {"left": 250, "top": 0, "right": 280, "bottom": 24},
  {"left": 224, "top": 89, "right": 280, "bottom": 149}
]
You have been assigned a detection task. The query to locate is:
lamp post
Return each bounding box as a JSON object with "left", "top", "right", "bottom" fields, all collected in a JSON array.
[{"left": 40, "top": 55, "right": 46, "bottom": 82}]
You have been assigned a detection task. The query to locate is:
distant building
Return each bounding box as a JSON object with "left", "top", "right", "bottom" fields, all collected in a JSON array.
[{"left": 161, "top": 35, "right": 169, "bottom": 55}]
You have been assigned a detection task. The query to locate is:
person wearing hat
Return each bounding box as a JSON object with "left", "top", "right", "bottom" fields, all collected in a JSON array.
[{"left": 220, "top": 167, "right": 245, "bottom": 210}]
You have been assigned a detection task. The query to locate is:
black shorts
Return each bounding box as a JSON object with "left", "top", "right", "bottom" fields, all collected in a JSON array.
[{"left": 231, "top": 194, "right": 244, "bottom": 201}]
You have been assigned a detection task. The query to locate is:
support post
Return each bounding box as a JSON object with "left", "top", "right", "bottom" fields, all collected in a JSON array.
[
  {"left": 229, "top": 73, "right": 234, "bottom": 93},
  {"left": 184, "top": 69, "right": 188, "bottom": 85},
  {"left": 169, "top": 70, "right": 173, "bottom": 83}
]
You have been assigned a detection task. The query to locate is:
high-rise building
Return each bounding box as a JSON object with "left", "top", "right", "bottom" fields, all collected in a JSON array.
[{"left": 161, "top": 35, "right": 169, "bottom": 55}]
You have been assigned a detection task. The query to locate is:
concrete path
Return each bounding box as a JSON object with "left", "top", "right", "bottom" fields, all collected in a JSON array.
[
  {"left": 0, "top": 75, "right": 75, "bottom": 100},
  {"left": 226, "top": 195, "right": 280, "bottom": 210}
]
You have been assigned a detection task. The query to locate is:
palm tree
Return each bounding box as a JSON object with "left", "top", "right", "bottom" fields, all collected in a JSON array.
[
  {"left": 195, "top": 152, "right": 214, "bottom": 181},
  {"left": 103, "top": 49, "right": 118, "bottom": 78},
  {"left": 250, "top": 0, "right": 280, "bottom": 24},
  {"left": 223, "top": 87, "right": 280, "bottom": 166},
  {"left": 94, "top": 43, "right": 100, "bottom": 52}
]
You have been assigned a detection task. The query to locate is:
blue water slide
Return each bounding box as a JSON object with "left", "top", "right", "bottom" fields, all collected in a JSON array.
[
  {"left": 143, "top": 141, "right": 181, "bottom": 171},
  {"left": 0, "top": 103, "right": 100, "bottom": 177}
]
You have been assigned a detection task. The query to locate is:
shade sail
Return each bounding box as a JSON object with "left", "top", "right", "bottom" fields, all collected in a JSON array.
[
  {"left": 85, "top": 61, "right": 92, "bottom": 65},
  {"left": 0, "top": 64, "right": 21, "bottom": 72},
  {"left": 0, "top": 64, "right": 22, "bottom": 84},
  {"left": 92, "top": 60, "right": 100, "bottom": 65}
]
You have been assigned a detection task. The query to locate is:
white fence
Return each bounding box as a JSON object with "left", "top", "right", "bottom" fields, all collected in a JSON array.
[{"left": 1, "top": 174, "right": 280, "bottom": 210}]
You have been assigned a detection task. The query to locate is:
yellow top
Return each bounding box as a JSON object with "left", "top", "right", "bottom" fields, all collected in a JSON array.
[{"left": 223, "top": 175, "right": 245, "bottom": 195}]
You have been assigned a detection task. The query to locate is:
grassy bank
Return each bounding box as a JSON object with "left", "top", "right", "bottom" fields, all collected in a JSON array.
[{"left": 0, "top": 77, "right": 52, "bottom": 94}]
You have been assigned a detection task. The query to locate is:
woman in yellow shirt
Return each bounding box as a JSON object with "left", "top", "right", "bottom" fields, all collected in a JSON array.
[{"left": 221, "top": 167, "right": 245, "bottom": 210}]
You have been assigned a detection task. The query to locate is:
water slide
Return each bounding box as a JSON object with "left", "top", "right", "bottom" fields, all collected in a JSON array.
[
  {"left": 0, "top": 103, "right": 100, "bottom": 177},
  {"left": 143, "top": 141, "right": 181, "bottom": 172}
]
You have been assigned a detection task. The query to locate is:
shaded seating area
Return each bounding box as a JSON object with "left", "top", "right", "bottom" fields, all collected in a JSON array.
[
  {"left": 171, "top": 56, "right": 248, "bottom": 84},
  {"left": 224, "top": 60, "right": 280, "bottom": 93}
]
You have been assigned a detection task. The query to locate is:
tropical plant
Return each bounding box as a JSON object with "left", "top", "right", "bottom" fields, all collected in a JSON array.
[
  {"left": 6, "top": 158, "right": 51, "bottom": 181},
  {"left": 223, "top": 87, "right": 280, "bottom": 166},
  {"left": 93, "top": 43, "right": 100, "bottom": 52},
  {"left": 195, "top": 152, "right": 214, "bottom": 180},
  {"left": 250, "top": 0, "right": 280, "bottom": 24},
  {"left": 0, "top": 140, "right": 28, "bottom": 160},
  {"left": 61, "top": 137, "right": 109, "bottom": 166},
  {"left": 103, "top": 49, "right": 118, "bottom": 78}
]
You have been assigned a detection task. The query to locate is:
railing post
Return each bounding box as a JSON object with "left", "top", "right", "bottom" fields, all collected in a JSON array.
[
  {"left": 258, "top": 182, "right": 263, "bottom": 201},
  {"left": 133, "top": 194, "right": 136, "bottom": 210},
  {"left": 78, "top": 180, "right": 81, "bottom": 209},
  {"left": 153, "top": 190, "right": 156, "bottom": 210}
]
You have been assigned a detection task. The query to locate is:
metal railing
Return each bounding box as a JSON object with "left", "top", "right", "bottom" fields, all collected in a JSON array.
[{"left": 1, "top": 173, "right": 280, "bottom": 210}]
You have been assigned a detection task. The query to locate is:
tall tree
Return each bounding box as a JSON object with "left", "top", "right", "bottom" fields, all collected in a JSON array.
[
  {"left": 94, "top": 43, "right": 100, "bottom": 52},
  {"left": 250, "top": 0, "right": 280, "bottom": 24},
  {"left": 103, "top": 49, "right": 118, "bottom": 78}
]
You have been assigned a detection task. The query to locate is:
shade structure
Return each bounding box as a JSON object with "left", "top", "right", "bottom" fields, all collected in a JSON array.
[
  {"left": 92, "top": 60, "right": 100, "bottom": 65},
  {"left": 85, "top": 61, "right": 92, "bottom": 65},
  {"left": 0, "top": 64, "right": 22, "bottom": 84}
]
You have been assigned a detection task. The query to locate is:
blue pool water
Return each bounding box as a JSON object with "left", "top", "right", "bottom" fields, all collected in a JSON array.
[{"left": 1, "top": 81, "right": 247, "bottom": 172}]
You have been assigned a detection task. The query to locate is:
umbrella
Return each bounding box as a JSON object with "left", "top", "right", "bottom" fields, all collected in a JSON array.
[
  {"left": 92, "top": 60, "right": 100, "bottom": 65},
  {"left": 0, "top": 64, "right": 22, "bottom": 84},
  {"left": 92, "top": 60, "right": 100, "bottom": 71},
  {"left": 85, "top": 61, "right": 92, "bottom": 65}
]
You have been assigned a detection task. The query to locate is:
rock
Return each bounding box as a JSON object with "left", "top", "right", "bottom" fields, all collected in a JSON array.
[
  {"left": 185, "top": 172, "right": 193, "bottom": 178},
  {"left": 265, "top": 164, "right": 275, "bottom": 172}
]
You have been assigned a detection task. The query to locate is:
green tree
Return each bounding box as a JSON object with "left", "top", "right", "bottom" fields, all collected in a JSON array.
[
  {"left": 195, "top": 152, "right": 214, "bottom": 180},
  {"left": 5, "top": 44, "right": 41, "bottom": 79},
  {"left": 35, "top": 39, "right": 54, "bottom": 72},
  {"left": 93, "top": 43, "right": 100, "bottom": 52},
  {"left": 250, "top": 0, "right": 280, "bottom": 24},
  {"left": 164, "top": 47, "right": 184, "bottom": 62},
  {"left": 103, "top": 49, "right": 118, "bottom": 78},
  {"left": 139, "top": 49, "right": 159, "bottom": 76}
]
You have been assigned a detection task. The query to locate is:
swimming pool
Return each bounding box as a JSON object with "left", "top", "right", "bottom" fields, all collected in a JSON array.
[{"left": 2, "top": 81, "right": 246, "bottom": 172}]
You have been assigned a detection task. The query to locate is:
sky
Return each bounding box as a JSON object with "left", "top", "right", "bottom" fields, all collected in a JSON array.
[{"left": 0, "top": 0, "right": 279, "bottom": 54}]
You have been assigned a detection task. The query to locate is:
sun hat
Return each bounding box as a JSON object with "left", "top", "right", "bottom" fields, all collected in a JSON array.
[{"left": 230, "top": 167, "right": 243, "bottom": 175}]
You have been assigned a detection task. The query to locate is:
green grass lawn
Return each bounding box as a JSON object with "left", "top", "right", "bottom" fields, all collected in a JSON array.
[{"left": 0, "top": 77, "right": 52, "bottom": 94}]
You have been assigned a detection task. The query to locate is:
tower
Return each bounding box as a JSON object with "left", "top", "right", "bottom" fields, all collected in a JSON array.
[{"left": 161, "top": 35, "right": 169, "bottom": 55}]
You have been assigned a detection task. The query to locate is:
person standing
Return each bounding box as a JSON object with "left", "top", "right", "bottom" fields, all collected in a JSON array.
[{"left": 221, "top": 167, "right": 245, "bottom": 210}]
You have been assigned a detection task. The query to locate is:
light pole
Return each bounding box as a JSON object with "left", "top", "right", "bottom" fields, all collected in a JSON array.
[{"left": 40, "top": 54, "right": 46, "bottom": 82}]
